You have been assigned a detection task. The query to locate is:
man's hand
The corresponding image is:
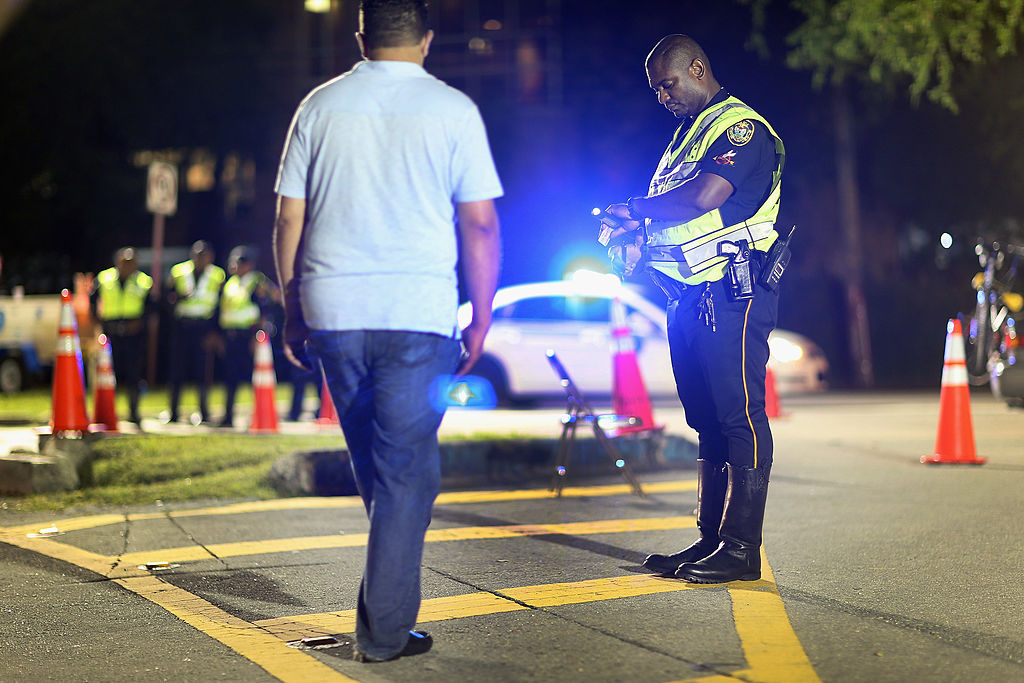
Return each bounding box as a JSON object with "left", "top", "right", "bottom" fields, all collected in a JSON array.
[
  {"left": 457, "top": 316, "right": 490, "bottom": 376},
  {"left": 273, "top": 194, "right": 309, "bottom": 370},
  {"left": 455, "top": 198, "right": 500, "bottom": 376},
  {"left": 283, "top": 309, "right": 312, "bottom": 372}
]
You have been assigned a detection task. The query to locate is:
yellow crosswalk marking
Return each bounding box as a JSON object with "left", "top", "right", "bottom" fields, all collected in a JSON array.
[
  {"left": 118, "top": 574, "right": 356, "bottom": 683},
  {"left": 0, "top": 479, "right": 698, "bottom": 535},
  {"left": 254, "top": 573, "right": 710, "bottom": 640},
  {"left": 114, "top": 516, "right": 696, "bottom": 567},
  {"left": 0, "top": 479, "right": 819, "bottom": 682}
]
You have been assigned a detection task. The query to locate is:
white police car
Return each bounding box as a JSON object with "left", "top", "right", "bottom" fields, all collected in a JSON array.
[{"left": 456, "top": 272, "right": 828, "bottom": 404}]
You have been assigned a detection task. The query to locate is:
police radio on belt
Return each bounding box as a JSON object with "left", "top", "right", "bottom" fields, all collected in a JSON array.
[{"left": 760, "top": 225, "right": 795, "bottom": 292}]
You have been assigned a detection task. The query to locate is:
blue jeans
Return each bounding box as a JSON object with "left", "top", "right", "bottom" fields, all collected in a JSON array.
[{"left": 308, "top": 330, "right": 460, "bottom": 659}]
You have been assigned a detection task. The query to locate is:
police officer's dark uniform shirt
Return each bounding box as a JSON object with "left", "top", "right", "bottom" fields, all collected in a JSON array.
[{"left": 691, "top": 89, "right": 777, "bottom": 227}]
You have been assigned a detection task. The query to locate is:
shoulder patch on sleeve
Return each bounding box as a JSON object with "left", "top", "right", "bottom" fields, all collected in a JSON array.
[{"left": 726, "top": 120, "right": 755, "bottom": 146}]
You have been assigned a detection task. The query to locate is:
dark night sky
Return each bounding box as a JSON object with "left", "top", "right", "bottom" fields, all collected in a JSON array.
[{"left": 2, "top": 0, "right": 1023, "bottom": 386}]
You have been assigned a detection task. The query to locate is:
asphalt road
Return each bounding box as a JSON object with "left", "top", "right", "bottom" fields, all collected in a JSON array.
[{"left": 1, "top": 391, "right": 1022, "bottom": 682}]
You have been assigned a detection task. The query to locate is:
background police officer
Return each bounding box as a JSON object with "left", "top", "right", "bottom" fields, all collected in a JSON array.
[
  {"left": 92, "top": 247, "right": 153, "bottom": 426},
  {"left": 605, "top": 34, "right": 785, "bottom": 584},
  {"left": 166, "top": 239, "right": 224, "bottom": 424},
  {"left": 217, "top": 245, "right": 278, "bottom": 428}
]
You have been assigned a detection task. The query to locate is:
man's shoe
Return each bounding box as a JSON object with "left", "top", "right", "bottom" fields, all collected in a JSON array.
[{"left": 353, "top": 630, "right": 432, "bottom": 663}]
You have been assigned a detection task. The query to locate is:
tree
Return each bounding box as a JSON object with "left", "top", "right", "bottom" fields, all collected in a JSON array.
[
  {"left": 784, "top": 0, "right": 1024, "bottom": 113},
  {"left": 744, "top": 0, "right": 1024, "bottom": 387}
]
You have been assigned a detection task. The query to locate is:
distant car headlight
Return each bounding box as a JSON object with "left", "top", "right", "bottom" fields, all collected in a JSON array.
[
  {"left": 769, "top": 337, "right": 804, "bottom": 363},
  {"left": 569, "top": 269, "right": 622, "bottom": 294}
]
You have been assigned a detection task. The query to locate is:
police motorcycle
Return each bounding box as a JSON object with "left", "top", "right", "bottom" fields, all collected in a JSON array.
[{"left": 964, "top": 236, "right": 1024, "bottom": 407}]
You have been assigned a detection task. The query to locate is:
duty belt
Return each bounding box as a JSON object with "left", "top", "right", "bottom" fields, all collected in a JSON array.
[{"left": 647, "top": 221, "right": 776, "bottom": 273}]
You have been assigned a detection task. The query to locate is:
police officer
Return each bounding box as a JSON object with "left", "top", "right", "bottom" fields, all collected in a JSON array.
[
  {"left": 217, "top": 246, "right": 278, "bottom": 428},
  {"left": 166, "top": 240, "right": 225, "bottom": 424},
  {"left": 92, "top": 247, "right": 153, "bottom": 425},
  {"left": 604, "top": 35, "right": 785, "bottom": 584}
]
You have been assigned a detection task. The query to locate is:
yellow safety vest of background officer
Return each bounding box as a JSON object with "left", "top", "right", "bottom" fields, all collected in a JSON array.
[
  {"left": 217, "top": 245, "right": 279, "bottom": 428},
  {"left": 165, "top": 239, "right": 225, "bottom": 424},
  {"left": 603, "top": 35, "right": 787, "bottom": 585},
  {"left": 91, "top": 247, "right": 153, "bottom": 425}
]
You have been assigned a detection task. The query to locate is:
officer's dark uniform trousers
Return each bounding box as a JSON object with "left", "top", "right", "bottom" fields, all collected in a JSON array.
[
  {"left": 645, "top": 254, "right": 777, "bottom": 584},
  {"left": 168, "top": 318, "right": 215, "bottom": 423},
  {"left": 104, "top": 321, "right": 145, "bottom": 424},
  {"left": 667, "top": 265, "right": 777, "bottom": 471},
  {"left": 220, "top": 327, "right": 254, "bottom": 427}
]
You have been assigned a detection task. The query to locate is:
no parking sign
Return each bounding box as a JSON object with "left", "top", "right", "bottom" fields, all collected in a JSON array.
[{"left": 146, "top": 161, "right": 177, "bottom": 216}]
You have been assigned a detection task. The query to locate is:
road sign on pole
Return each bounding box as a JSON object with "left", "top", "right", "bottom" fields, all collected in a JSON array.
[
  {"left": 146, "top": 161, "right": 177, "bottom": 216},
  {"left": 145, "top": 161, "right": 176, "bottom": 385}
]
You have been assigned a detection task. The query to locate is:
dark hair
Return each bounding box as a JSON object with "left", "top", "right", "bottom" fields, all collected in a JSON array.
[{"left": 360, "top": 0, "right": 428, "bottom": 48}]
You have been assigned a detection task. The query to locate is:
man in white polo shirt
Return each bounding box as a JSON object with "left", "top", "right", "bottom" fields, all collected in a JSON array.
[{"left": 273, "top": 0, "right": 502, "bottom": 664}]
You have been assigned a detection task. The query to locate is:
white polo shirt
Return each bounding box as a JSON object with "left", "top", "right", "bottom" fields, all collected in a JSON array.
[{"left": 275, "top": 59, "right": 503, "bottom": 336}]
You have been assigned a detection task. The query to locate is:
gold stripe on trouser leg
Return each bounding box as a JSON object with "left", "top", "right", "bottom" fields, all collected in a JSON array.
[{"left": 740, "top": 299, "right": 758, "bottom": 468}]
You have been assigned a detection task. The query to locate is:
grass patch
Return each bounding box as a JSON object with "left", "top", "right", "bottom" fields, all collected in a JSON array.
[
  {"left": 0, "top": 385, "right": 316, "bottom": 424},
  {"left": 5, "top": 433, "right": 343, "bottom": 512},
  {"left": 2, "top": 431, "right": 530, "bottom": 513}
]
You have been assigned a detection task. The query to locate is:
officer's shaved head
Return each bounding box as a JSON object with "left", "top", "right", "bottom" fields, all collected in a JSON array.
[
  {"left": 646, "top": 34, "right": 712, "bottom": 77},
  {"left": 645, "top": 34, "right": 720, "bottom": 119}
]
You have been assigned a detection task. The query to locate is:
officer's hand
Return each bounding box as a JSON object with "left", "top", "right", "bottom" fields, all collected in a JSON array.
[
  {"left": 457, "top": 316, "right": 490, "bottom": 376},
  {"left": 203, "top": 332, "right": 225, "bottom": 355},
  {"left": 283, "top": 315, "right": 312, "bottom": 372},
  {"left": 608, "top": 232, "right": 645, "bottom": 278},
  {"left": 604, "top": 204, "right": 642, "bottom": 241}
]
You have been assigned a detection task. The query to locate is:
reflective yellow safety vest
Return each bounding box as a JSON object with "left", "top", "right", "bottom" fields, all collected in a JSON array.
[
  {"left": 170, "top": 260, "right": 225, "bottom": 320},
  {"left": 96, "top": 268, "right": 153, "bottom": 321},
  {"left": 219, "top": 271, "right": 265, "bottom": 329},
  {"left": 645, "top": 95, "right": 785, "bottom": 286}
]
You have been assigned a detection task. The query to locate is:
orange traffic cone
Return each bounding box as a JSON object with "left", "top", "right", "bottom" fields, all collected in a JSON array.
[
  {"left": 765, "top": 367, "right": 784, "bottom": 419},
  {"left": 249, "top": 330, "right": 279, "bottom": 434},
  {"left": 51, "top": 289, "right": 90, "bottom": 434},
  {"left": 922, "top": 319, "right": 985, "bottom": 465},
  {"left": 317, "top": 378, "right": 339, "bottom": 426},
  {"left": 91, "top": 334, "right": 119, "bottom": 432},
  {"left": 610, "top": 297, "right": 657, "bottom": 435}
]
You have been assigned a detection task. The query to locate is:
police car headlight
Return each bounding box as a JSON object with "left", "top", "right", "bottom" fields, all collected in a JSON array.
[{"left": 769, "top": 337, "right": 804, "bottom": 363}]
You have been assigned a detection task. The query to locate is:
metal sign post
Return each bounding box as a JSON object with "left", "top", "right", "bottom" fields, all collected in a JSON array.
[{"left": 145, "top": 161, "right": 177, "bottom": 385}]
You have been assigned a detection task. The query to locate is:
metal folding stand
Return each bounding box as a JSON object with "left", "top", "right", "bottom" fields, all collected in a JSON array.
[{"left": 546, "top": 350, "right": 645, "bottom": 498}]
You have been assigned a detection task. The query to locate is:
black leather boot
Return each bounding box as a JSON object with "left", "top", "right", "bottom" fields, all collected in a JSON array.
[
  {"left": 643, "top": 459, "right": 727, "bottom": 574},
  {"left": 674, "top": 462, "right": 770, "bottom": 583}
]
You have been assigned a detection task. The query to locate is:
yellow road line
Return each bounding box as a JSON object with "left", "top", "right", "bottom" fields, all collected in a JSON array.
[
  {"left": 0, "top": 532, "right": 115, "bottom": 575},
  {"left": 255, "top": 573, "right": 712, "bottom": 641},
  {"left": 1, "top": 485, "right": 818, "bottom": 683},
  {"left": 0, "top": 479, "right": 698, "bottom": 535},
  {"left": 114, "top": 516, "right": 696, "bottom": 568},
  {"left": 724, "top": 551, "right": 822, "bottom": 682},
  {"left": 117, "top": 574, "right": 355, "bottom": 683},
  {"left": 0, "top": 530, "right": 354, "bottom": 681},
  {"left": 671, "top": 550, "right": 821, "bottom": 683},
  {"left": 255, "top": 560, "right": 819, "bottom": 683}
]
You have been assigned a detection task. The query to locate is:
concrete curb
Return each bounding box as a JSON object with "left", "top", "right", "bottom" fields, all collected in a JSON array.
[{"left": 268, "top": 433, "right": 698, "bottom": 497}]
